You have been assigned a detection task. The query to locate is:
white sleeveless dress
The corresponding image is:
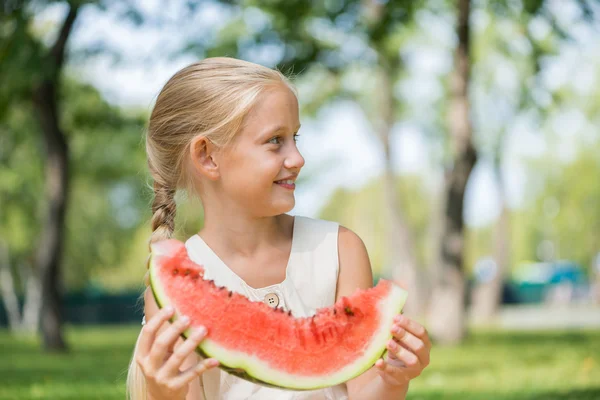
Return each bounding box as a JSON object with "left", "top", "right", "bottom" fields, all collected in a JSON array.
[{"left": 184, "top": 216, "right": 349, "bottom": 400}]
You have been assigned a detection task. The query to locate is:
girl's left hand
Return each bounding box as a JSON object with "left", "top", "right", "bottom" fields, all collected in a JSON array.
[{"left": 374, "top": 314, "right": 432, "bottom": 387}]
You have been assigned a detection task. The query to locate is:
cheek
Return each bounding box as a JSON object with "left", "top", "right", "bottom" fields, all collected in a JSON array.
[
  {"left": 221, "top": 150, "right": 282, "bottom": 193},
  {"left": 249, "top": 155, "right": 282, "bottom": 179},
  {"left": 223, "top": 161, "right": 276, "bottom": 195}
]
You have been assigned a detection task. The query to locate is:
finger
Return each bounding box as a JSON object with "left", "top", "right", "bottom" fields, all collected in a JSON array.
[
  {"left": 387, "top": 339, "right": 420, "bottom": 369},
  {"left": 375, "top": 358, "right": 395, "bottom": 374},
  {"left": 384, "top": 351, "right": 406, "bottom": 368},
  {"left": 386, "top": 347, "right": 399, "bottom": 360},
  {"left": 392, "top": 324, "right": 430, "bottom": 366},
  {"left": 163, "top": 326, "right": 208, "bottom": 375},
  {"left": 171, "top": 358, "right": 220, "bottom": 388},
  {"left": 394, "top": 315, "right": 432, "bottom": 349},
  {"left": 138, "top": 306, "right": 174, "bottom": 356},
  {"left": 148, "top": 315, "right": 191, "bottom": 370},
  {"left": 375, "top": 358, "right": 407, "bottom": 385}
]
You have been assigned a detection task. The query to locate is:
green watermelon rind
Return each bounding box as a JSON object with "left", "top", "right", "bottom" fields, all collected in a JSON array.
[{"left": 149, "top": 251, "right": 408, "bottom": 390}]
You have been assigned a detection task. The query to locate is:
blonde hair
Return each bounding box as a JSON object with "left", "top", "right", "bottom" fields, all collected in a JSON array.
[{"left": 126, "top": 57, "right": 296, "bottom": 399}]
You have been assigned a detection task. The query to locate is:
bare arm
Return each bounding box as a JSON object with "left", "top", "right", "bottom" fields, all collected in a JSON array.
[
  {"left": 143, "top": 288, "right": 207, "bottom": 400},
  {"left": 336, "top": 227, "right": 410, "bottom": 400}
]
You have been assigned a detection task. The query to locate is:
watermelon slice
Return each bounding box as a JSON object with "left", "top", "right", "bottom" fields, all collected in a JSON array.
[{"left": 149, "top": 239, "right": 408, "bottom": 390}]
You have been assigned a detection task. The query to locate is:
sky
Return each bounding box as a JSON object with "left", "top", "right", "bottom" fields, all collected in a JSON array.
[{"left": 36, "top": 0, "right": 599, "bottom": 228}]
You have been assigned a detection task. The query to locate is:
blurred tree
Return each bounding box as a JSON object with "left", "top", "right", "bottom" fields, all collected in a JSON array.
[
  {"left": 358, "top": 0, "right": 430, "bottom": 317},
  {"left": 519, "top": 142, "right": 600, "bottom": 270},
  {"left": 427, "top": 0, "right": 596, "bottom": 343},
  {"left": 0, "top": 0, "right": 82, "bottom": 350},
  {"left": 0, "top": 76, "right": 148, "bottom": 332},
  {"left": 467, "top": 0, "right": 551, "bottom": 325},
  {"left": 0, "top": 0, "right": 149, "bottom": 349},
  {"left": 0, "top": 98, "right": 44, "bottom": 334},
  {"left": 319, "top": 175, "right": 432, "bottom": 281},
  {"left": 468, "top": 0, "right": 597, "bottom": 323},
  {"left": 426, "top": 0, "right": 477, "bottom": 344}
]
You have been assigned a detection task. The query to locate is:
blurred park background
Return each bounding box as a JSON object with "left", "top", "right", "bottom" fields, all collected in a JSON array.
[{"left": 1, "top": 0, "right": 600, "bottom": 399}]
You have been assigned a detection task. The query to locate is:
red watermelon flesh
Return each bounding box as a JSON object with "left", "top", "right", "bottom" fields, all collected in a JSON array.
[{"left": 149, "top": 239, "right": 408, "bottom": 390}]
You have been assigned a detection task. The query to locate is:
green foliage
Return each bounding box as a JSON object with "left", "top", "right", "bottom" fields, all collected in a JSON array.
[
  {"left": 516, "top": 144, "right": 600, "bottom": 271},
  {"left": 0, "top": 76, "right": 151, "bottom": 291},
  {"left": 0, "top": 0, "right": 162, "bottom": 296},
  {"left": 93, "top": 195, "right": 207, "bottom": 293},
  {"left": 186, "top": 0, "right": 425, "bottom": 120},
  {"left": 464, "top": 223, "right": 495, "bottom": 275},
  {"left": 319, "top": 175, "right": 433, "bottom": 276},
  {"left": 465, "top": 141, "right": 600, "bottom": 275},
  {"left": 0, "top": 3, "right": 45, "bottom": 115},
  {"left": 60, "top": 80, "right": 149, "bottom": 290},
  {"left": 0, "top": 100, "right": 45, "bottom": 265}
]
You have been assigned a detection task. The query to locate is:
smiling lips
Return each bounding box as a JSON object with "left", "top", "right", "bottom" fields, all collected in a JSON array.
[{"left": 274, "top": 179, "right": 296, "bottom": 190}]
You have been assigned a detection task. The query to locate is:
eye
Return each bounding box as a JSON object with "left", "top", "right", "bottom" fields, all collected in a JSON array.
[
  {"left": 268, "top": 136, "right": 282, "bottom": 145},
  {"left": 267, "top": 133, "right": 300, "bottom": 145}
]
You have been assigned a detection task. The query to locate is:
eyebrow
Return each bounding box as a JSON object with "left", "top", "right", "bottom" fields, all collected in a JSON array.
[{"left": 262, "top": 124, "right": 302, "bottom": 137}]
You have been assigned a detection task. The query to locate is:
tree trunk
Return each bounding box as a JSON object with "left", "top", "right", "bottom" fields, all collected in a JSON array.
[
  {"left": 21, "top": 263, "right": 42, "bottom": 333},
  {"left": 377, "top": 65, "right": 426, "bottom": 318},
  {"left": 31, "top": 4, "right": 79, "bottom": 352},
  {"left": 360, "top": 0, "right": 426, "bottom": 317},
  {"left": 0, "top": 240, "right": 42, "bottom": 334},
  {"left": 0, "top": 241, "right": 22, "bottom": 332},
  {"left": 470, "top": 158, "right": 510, "bottom": 324},
  {"left": 427, "top": 0, "right": 476, "bottom": 345},
  {"left": 33, "top": 79, "right": 70, "bottom": 351},
  {"left": 424, "top": 177, "right": 445, "bottom": 303}
]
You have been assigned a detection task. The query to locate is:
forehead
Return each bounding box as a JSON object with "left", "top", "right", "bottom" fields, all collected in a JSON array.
[{"left": 241, "top": 85, "right": 300, "bottom": 134}]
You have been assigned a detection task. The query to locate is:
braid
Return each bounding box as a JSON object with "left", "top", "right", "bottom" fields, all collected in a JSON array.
[
  {"left": 150, "top": 181, "right": 176, "bottom": 244},
  {"left": 144, "top": 179, "right": 177, "bottom": 286}
]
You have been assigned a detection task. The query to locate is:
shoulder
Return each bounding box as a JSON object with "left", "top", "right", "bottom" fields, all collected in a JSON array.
[
  {"left": 338, "top": 225, "right": 365, "bottom": 252},
  {"left": 292, "top": 215, "right": 338, "bottom": 232},
  {"left": 292, "top": 216, "right": 367, "bottom": 261},
  {"left": 289, "top": 215, "right": 339, "bottom": 249},
  {"left": 336, "top": 225, "right": 373, "bottom": 299}
]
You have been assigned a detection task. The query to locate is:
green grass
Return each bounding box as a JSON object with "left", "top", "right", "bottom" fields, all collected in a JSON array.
[{"left": 0, "top": 326, "right": 599, "bottom": 399}]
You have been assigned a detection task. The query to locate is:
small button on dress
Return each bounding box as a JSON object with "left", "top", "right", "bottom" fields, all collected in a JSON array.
[{"left": 264, "top": 293, "right": 280, "bottom": 308}]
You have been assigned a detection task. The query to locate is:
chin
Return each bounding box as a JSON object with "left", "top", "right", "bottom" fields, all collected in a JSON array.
[{"left": 270, "top": 198, "right": 295, "bottom": 215}]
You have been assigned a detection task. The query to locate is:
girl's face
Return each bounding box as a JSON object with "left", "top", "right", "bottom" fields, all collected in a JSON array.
[{"left": 217, "top": 85, "right": 305, "bottom": 217}]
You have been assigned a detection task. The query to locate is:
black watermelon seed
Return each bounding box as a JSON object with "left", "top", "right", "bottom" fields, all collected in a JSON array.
[
  {"left": 228, "top": 291, "right": 233, "bottom": 297},
  {"left": 344, "top": 307, "right": 354, "bottom": 316},
  {"left": 184, "top": 269, "right": 190, "bottom": 275},
  {"left": 172, "top": 269, "right": 178, "bottom": 275}
]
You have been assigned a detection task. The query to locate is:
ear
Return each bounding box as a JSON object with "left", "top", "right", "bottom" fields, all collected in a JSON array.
[{"left": 190, "top": 136, "right": 220, "bottom": 181}]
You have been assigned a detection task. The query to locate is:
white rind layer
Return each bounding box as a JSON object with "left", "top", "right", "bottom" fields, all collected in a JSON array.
[{"left": 150, "top": 253, "right": 408, "bottom": 390}]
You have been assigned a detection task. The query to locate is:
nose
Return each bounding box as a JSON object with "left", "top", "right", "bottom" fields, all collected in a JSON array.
[{"left": 284, "top": 142, "right": 305, "bottom": 171}]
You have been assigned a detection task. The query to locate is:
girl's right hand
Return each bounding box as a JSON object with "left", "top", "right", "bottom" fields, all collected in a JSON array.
[{"left": 136, "top": 306, "right": 219, "bottom": 400}]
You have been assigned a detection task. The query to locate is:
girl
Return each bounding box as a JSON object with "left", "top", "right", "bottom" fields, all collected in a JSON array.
[{"left": 127, "top": 57, "right": 431, "bottom": 400}]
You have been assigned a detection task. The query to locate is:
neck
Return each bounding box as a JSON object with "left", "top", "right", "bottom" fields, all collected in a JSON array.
[{"left": 199, "top": 204, "right": 290, "bottom": 257}]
